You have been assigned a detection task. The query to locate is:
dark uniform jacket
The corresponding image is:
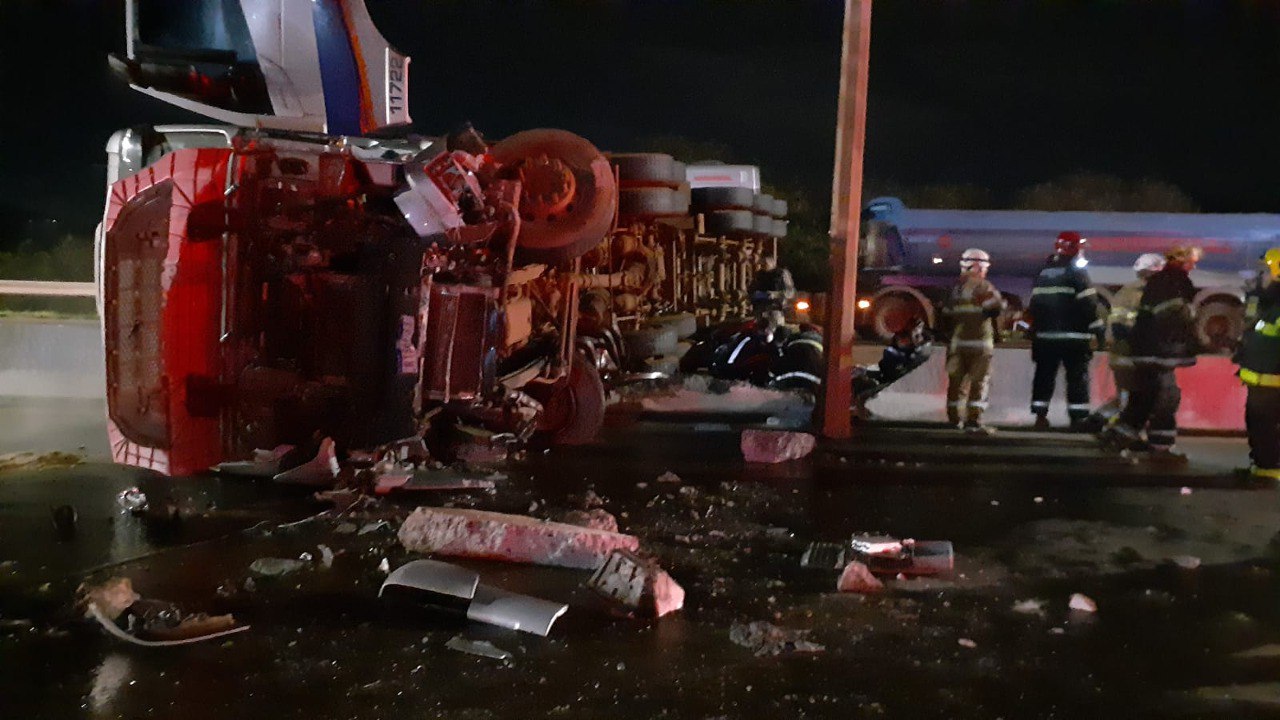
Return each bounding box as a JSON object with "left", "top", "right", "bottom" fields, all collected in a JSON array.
[
  {"left": 1027, "top": 255, "right": 1104, "bottom": 347},
  {"left": 1128, "top": 266, "right": 1199, "bottom": 367},
  {"left": 1238, "top": 282, "right": 1280, "bottom": 386}
]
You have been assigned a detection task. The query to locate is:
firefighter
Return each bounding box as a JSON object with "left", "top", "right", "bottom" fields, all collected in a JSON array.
[
  {"left": 749, "top": 254, "right": 796, "bottom": 343},
  {"left": 1027, "top": 231, "right": 1105, "bottom": 430},
  {"left": 1089, "top": 253, "right": 1166, "bottom": 426},
  {"left": 942, "top": 248, "right": 1006, "bottom": 434},
  {"left": 1237, "top": 248, "right": 1280, "bottom": 480},
  {"left": 1103, "top": 245, "right": 1203, "bottom": 463}
]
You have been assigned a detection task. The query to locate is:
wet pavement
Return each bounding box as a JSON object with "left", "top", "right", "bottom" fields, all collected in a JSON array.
[{"left": 3, "top": 398, "right": 1280, "bottom": 719}]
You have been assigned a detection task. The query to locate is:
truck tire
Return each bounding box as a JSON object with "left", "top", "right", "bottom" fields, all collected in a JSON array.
[
  {"left": 703, "top": 210, "right": 756, "bottom": 236},
  {"left": 752, "top": 214, "right": 773, "bottom": 235},
  {"left": 490, "top": 129, "right": 617, "bottom": 265},
  {"left": 538, "top": 353, "right": 606, "bottom": 446},
  {"left": 871, "top": 292, "right": 929, "bottom": 342},
  {"left": 771, "top": 219, "right": 788, "bottom": 239},
  {"left": 754, "top": 193, "right": 775, "bottom": 214},
  {"left": 609, "top": 153, "right": 684, "bottom": 188},
  {"left": 772, "top": 198, "right": 789, "bottom": 218},
  {"left": 624, "top": 325, "right": 680, "bottom": 359},
  {"left": 618, "top": 185, "right": 691, "bottom": 218},
  {"left": 1196, "top": 299, "right": 1244, "bottom": 354},
  {"left": 691, "top": 186, "right": 756, "bottom": 212}
]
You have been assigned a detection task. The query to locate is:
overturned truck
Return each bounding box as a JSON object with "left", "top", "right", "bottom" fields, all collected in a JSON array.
[{"left": 97, "top": 0, "right": 624, "bottom": 475}]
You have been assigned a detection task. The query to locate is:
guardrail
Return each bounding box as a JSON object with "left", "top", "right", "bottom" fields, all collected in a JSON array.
[{"left": 0, "top": 280, "right": 96, "bottom": 297}]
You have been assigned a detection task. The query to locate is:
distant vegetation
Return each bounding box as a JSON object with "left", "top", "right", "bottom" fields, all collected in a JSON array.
[{"left": 0, "top": 234, "right": 95, "bottom": 316}]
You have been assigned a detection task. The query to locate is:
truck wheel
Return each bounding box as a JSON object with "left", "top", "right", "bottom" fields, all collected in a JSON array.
[
  {"left": 871, "top": 293, "right": 928, "bottom": 342},
  {"left": 703, "top": 210, "right": 756, "bottom": 235},
  {"left": 490, "top": 129, "right": 617, "bottom": 265},
  {"left": 618, "top": 186, "right": 691, "bottom": 218},
  {"left": 538, "top": 353, "right": 606, "bottom": 445},
  {"left": 609, "top": 153, "right": 684, "bottom": 188},
  {"left": 1196, "top": 299, "right": 1244, "bottom": 354},
  {"left": 692, "top": 187, "right": 756, "bottom": 212},
  {"left": 624, "top": 325, "right": 679, "bottom": 360}
]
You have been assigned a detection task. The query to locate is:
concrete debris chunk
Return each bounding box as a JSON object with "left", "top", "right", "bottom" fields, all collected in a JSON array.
[
  {"left": 740, "top": 429, "right": 816, "bottom": 464},
  {"left": 273, "top": 438, "right": 339, "bottom": 486},
  {"left": 836, "top": 560, "right": 884, "bottom": 594},
  {"left": 958, "top": 638, "right": 977, "bottom": 649},
  {"left": 1068, "top": 593, "right": 1098, "bottom": 613},
  {"left": 729, "top": 621, "right": 825, "bottom": 656},
  {"left": 398, "top": 507, "right": 640, "bottom": 570},
  {"left": 1171, "top": 555, "right": 1202, "bottom": 570},
  {"left": 656, "top": 471, "right": 682, "bottom": 484},
  {"left": 446, "top": 635, "right": 513, "bottom": 661},
  {"left": 1012, "top": 599, "right": 1046, "bottom": 616},
  {"left": 587, "top": 549, "right": 685, "bottom": 618},
  {"left": 249, "top": 558, "right": 307, "bottom": 577},
  {"left": 560, "top": 508, "right": 620, "bottom": 534},
  {"left": 116, "top": 487, "right": 148, "bottom": 514}
]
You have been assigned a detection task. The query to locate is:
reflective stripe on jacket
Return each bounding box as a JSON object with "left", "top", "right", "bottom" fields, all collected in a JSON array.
[
  {"left": 1027, "top": 256, "right": 1103, "bottom": 346},
  {"left": 942, "top": 276, "right": 1004, "bottom": 352}
]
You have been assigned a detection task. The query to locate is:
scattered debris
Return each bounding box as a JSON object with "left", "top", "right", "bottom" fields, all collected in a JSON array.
[
  {"left": 397, "top": 507, "right": 641, "bottom": 571},
  {"left": 1171, "top": 555, "right": 1202, "bottom": 570},
  {"left": 378, "top": 558, "right": 390, "bottom": 574},
  {"left": 1012, "top": 599, "right": 1046, "bottom": 616},
  {"left": 358, "top": 520, "right": 391, "bottom": 536},
  {"left": 116, "top": 487, "right": 148, "bottom": 513},
  {"left": 740, "top": 429, "right": 816, "bottom": 464},
  {"left": 0, "top": 451, "right": 83, "bottom": 473},
  {"left": 656, "top": 471, "right": 682, "bottom": 484},
  {"left": 1180, "top": 487, "right": 1193, "bottom": 496},
  {"left": 381, "top": 559, "right": 568, "bottom": 636},
  {"left": 215, "top": 445, "right": 295, "bottom": 477},
  {"left": 335, "top": 522, "right": 359, "bottom": 534},
  {"left": 587, "top": 549, "right": 685, "bottom": 618},
  {"left": 446, "top": 635, "right": 513, "bottom": 661},
  {"left": 273, "top": 438, "right": 339, "bottom": 486},
  {"left": 455, "top": 440, "right": 509, "bottom": 466},
  {"left": 1033, "top": 496, "right": 1045, "bottom": 504},
  {"left": 1068, "top": 593, "right": 1098, "bottom": 613},
  {"left": 729, "top": 621, "right": 825, "bottom": 656},
  {"left": 317, "top": 545, "right": 335, "bottom": 569},
  {"left": 374, "top": 470, "right": 497, "bottom": 495},
  {"left": 958, "top": 638, "right": 977, "bottom": 649},
  {"left": 80, "top": 577, "right": 248, "bottom": 647},
  {"left": 314, "top": 489, "right": 374, "bottom": 512},
  {"left": 850, "top": 535, "right": 905, "bottom": 557},
  {"left": 249, "top": 558, "right": 307, "bottom": 577},
  {"left": 865, "top": 540, "right": 955, "bottom": 577},
  {"left": 836, "top": 560, "right": 884, "bottom": 594}
]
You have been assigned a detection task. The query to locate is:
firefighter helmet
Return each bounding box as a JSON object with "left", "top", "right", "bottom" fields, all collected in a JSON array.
[
  {"left": 1054, "top": 231, "right": 1085, "bottom": 257},
  {"left": 1133, "top": 253, "right": 1165, "bottom": 275},
  {"left": 959, "top": 248, "right": 991, "bottom": 272},
  {"left": 1263, "top": 248, "right": 1280, "bottom": 280}
]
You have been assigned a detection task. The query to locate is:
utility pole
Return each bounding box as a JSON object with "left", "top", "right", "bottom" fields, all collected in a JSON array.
[{"left": 822, "top": 0, "right": 872, "bottom": 440}]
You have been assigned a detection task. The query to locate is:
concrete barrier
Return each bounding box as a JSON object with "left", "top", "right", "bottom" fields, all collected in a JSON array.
[
  {"left": 0, "top": 319, "right": 104, "bottom": 399},
  {"left": 867, "top": 347, "right": 1246, "bottom": 432}
]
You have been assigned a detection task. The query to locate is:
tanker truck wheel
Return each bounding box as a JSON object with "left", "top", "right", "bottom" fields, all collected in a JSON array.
[
  {"left": 1196, "top": 299, "right": 1244, "bottom": 354},
  {"left": 871, "top": 293, "right": 929, "bottom": 342},
  {"left": 537, "top": 353, "right": 606, "bottom": 446},
  {"left": 490, "top": 129, "right": 618, "bottom": 265}
]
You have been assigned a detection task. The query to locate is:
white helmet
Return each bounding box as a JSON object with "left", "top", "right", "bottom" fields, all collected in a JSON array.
[
  {"left": 959, "top": 248, "right": 991, "bottom": 272},
  {"left": 1133, "top": 253, "right": 1165, "bottom": 275}
]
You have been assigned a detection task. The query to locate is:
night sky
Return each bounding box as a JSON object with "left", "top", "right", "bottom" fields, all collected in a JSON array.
[{"left": 2, "top": 0, "right": 1280, "bottom": 246}]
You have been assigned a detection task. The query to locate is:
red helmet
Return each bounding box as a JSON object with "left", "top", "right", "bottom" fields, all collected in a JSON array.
[{"left": 1055, "top": 231, "right": 1086, "bottom": 257}]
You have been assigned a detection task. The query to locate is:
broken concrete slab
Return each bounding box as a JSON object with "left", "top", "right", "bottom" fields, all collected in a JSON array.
[
  {"left": 836, "top": 560, "right": 884, "bottom": 594},
  {"left": 380, "top": 559, "right": 568, "bottom": 636},
  {"left": 587, "top": 549, "right": 685, "bottom": 618},
  {"left": 398, "top": 508, "right": 640, "bottom": 570},
  {"left": 740, "top": 429, "right": 816, "bottom": 464}
]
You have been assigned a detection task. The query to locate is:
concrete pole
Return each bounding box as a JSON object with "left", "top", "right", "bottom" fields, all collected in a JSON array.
[{"left": 822, "top": 0, "right": 872, "bottom": 439}]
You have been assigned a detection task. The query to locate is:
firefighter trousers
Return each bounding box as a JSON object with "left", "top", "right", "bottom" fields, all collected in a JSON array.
[
  {"left": 946, "top": 349, "right": 992, "bottom": 424},
  {"left": 1246, "top": 386, "right": 1280, "bottom": 471},
  {"left": 1030, "top": 341, "right": 1092, "bottom": 422},
  {"left": 1118, "top": 364, "right": 1181, "bottom": 449}
]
